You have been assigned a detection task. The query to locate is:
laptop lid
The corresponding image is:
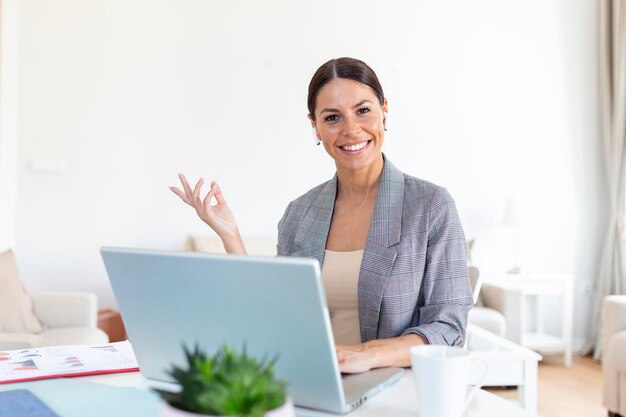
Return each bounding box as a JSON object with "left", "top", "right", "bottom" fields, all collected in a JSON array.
[{"left": 101, "top": 247, "right": 349, "bottom": 412}]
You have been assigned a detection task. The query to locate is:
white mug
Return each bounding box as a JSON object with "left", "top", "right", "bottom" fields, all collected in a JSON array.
[{"left": 410, "top": 345, "right": 488, "bottom": 417}]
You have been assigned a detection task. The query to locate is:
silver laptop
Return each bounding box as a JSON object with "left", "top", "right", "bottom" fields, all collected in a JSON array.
[{"left": 100, "top": 247, "right": 403, "bottom": 414}]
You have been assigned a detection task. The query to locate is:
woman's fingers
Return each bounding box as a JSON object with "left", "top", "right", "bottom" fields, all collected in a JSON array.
[
  {"left": 169, "top": 186, "right": 191, "bottom": 205},
  {"left": 210, "top": 181, "right": 227, "bottom": 205},
  {"left": 173, "top": 175, "right": 225, "bottom": 222},
  {"left": 178, "top": 173, "right": 195, "bottom": 202},
  {"left": 175, "top": 173, "right": 207, "bottom": 212},
  {"left": 203, "top": 185, "right": 218, "bottom": 215},
  {"left": 192, "top": 178, "right": 205, "bottom": 206}
]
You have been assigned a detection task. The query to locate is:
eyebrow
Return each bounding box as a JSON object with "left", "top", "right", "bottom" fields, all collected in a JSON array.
[{"left": 319, "top": 99, "right": 374, "bottom": 115}]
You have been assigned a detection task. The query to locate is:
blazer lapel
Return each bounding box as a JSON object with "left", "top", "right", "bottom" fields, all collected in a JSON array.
[
  {"left": 287, "top": 157, "right": 405, "bottom": 342},
  {"left": 290, "top": 176, "right": 337, "bottom": 266},
  {"left": 359, "top": 157, "right": 405, "bottom": 341}
]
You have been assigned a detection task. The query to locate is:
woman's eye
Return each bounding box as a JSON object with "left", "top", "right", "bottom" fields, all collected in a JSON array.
[
  {"left": 325, "top": 114, "right": 339, "bottom": 122},
  {"left": 357, "top": 107, "right": 371, "bottom": 115}
]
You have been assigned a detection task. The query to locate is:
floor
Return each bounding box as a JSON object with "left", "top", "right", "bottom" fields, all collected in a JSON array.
[{"left": 486, "top": 355, "right": 606, "bottom": 417}]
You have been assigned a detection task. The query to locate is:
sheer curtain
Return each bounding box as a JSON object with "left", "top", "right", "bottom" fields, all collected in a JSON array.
[{"left": 585, "top": 0, "right": 626, "bottom": 361}]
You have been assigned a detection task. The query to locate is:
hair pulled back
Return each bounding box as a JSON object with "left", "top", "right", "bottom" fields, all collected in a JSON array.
[{"left": 307, "top": 57, "right": 385, "bottom": 120}]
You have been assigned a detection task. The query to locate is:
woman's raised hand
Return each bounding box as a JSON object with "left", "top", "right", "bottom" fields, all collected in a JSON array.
[{"left": 170, "top": 174, "right": 247, "bottom": 254}]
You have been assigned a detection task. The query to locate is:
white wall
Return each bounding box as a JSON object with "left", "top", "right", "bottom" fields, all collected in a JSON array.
[{"left": 15, "top": 0, "right": 604, "bottom": 344}]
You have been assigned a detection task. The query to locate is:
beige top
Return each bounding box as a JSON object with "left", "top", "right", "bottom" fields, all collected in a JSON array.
[{"left": 321, "top": 249, "right": 364, "bottom": 345}]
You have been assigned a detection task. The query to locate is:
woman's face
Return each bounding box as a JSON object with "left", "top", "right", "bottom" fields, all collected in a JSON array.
[{"left": 310, "top": 78, "right": 388, "bottom": 172}]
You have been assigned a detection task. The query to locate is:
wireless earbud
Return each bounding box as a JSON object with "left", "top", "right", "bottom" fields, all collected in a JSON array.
[
  {"left": 383, "top": 112, "right": 388, "bottom": 131},
  {"left": 312, "top": 129, "right": 321, "bottom": 146}
]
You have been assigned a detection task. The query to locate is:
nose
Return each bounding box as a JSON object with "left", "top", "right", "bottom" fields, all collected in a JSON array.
[{"left": 343, "top": 116, "right": 361, "bottom": 138}]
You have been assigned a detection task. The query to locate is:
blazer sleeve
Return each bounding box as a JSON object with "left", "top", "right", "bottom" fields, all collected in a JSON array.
[{"left": 401, "top": 187, "right": 473, "bottom": 346}]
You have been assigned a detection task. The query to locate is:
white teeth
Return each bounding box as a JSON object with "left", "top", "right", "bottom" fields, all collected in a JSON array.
[{"left": 342, "top": 141, "right": 368, "bottom": 151}]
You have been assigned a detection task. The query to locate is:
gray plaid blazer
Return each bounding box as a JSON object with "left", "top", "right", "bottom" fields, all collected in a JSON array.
[{"left": 277, "top": 157, "right": 473, "bottom": 346}]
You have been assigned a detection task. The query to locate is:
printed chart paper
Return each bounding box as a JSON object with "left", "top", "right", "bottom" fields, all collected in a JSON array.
[{"left": 0, "top": 341, "right": 139, "bottom": 384}]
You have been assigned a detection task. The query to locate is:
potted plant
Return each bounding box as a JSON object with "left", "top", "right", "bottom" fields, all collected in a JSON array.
[{"left": 158, "top": 344, "right": 295, "bottom": 417}]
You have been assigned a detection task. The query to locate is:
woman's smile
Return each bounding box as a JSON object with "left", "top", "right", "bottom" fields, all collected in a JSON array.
[{"left": 338, "top": 139, "right": 372, "bottom": 154}]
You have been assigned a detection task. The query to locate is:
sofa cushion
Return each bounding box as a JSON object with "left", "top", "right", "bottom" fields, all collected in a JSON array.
[
  {"left": 0, "top": 333, "right": 43, "bottom": 350},
  {"left": 187, "top": 235, "right": 277, "bottom": 256},
  {"left": 468, "top": 307, "right": 506, "bottom": 337},
  {"left": 37, "top": 326, "right": 108, "bottom": 347},
  {"left": 0, "top": 250, "right": 42, "bottom": 333}
]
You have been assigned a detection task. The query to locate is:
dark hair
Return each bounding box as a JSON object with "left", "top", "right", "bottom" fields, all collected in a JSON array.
[{"left": 307, "top": 57, "right": 385, "bottom": 120}]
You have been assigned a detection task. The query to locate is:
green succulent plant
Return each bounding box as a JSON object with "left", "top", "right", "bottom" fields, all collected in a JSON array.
[{"left": 159, "top": 344, "right": 288, "bottom": 417}]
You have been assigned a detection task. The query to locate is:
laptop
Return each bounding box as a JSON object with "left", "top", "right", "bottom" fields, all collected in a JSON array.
[{"left": 100, "top": 247, "right": 403, "bottom": 414}]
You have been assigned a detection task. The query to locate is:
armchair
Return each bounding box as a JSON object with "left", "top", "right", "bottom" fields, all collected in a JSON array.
[
  {"left": 0, "top": 291, "right": 108, "bottom": 350},
  {"left": 468, "top": 279, "right": 523, "bottom": 340},
  {"left": 467, "top": 266, "right": 505, "bottom": 337},
  {"left": 603, "top": 295, "right": 626, "bottom": 417}
]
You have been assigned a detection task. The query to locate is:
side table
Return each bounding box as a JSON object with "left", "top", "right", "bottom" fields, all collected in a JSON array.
[
  {"left": 483, "top": 274, "right": 574, "bottom": 367},
  {"left": 97, "top": 309, "right": 128, "bottom": 343}
]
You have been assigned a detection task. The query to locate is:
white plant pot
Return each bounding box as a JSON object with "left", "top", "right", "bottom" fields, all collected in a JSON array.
[
  {"left": 158, "top": 398, "right": 296, "bottom": 417},
  {"left": 264, "top": 398, "right": 296, "bottom": 417}
]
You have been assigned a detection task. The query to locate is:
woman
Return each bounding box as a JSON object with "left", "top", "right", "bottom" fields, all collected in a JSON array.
[{"left": 170, "top": 57, "right": 473, "bottom": 374}]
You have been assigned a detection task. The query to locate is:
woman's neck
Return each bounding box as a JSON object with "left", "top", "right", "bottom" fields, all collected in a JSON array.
[{"left": 335, "top": 154, "right": 384, "bottom": 205}]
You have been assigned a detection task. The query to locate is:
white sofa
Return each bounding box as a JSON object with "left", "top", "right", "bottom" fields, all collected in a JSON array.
[
  {"left": 604, "top": 295, "right": 626, "bottom": 417},
  {"left": 0, "top": 292, "right": 108, "bottom": 350}
]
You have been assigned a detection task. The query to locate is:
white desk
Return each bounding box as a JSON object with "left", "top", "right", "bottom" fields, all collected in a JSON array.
[
  {"left": 467, "top": 324, "right": 542, "bottom": 413},
  {"left": 82, "top": 370, "right": 536, "bottom": 417},
  {"left": 483, "top": 274, "right": 574, "bottom": 367}
]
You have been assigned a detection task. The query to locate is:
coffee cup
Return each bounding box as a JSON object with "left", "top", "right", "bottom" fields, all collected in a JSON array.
[{"left": 410, "top": 345, "right": 488, "bottom": 417}]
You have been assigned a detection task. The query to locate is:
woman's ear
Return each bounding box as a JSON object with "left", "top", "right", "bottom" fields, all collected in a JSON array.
[
  {"left": 382, "top": 99, "right": 389, "bottom": 131},
  {"left": 308, "top": 114, "right": 321, "bottom": 145}
]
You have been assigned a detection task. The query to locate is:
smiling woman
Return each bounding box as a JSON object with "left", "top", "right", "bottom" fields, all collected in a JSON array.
[
  {"left": 310, "top": 78, "right": 386, "bottom": 175},
  {"left": 171, "top": 57, "right": 474, "bottom": 374},
  {"left": 308, "top": 58, "right": 387, "bottom": 175}
]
